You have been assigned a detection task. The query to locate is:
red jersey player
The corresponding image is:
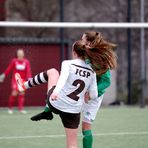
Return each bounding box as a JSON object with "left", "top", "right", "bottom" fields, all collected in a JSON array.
[{"left": 0, "top": 49, "right": 32, "bottom": 114}]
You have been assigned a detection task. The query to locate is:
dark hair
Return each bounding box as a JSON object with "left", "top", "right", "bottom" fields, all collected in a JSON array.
[{"left": 73, "top": 40, "right": 87, "bottom": 59}]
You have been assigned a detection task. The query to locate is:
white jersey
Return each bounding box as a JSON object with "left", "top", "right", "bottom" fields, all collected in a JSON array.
[{"left": 50, "top": 59, "right": 98, "bottom": 113}]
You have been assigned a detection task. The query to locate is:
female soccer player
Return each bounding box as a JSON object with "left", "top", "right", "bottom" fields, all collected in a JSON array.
[
  {"left": 16, "top": 40, "right": 98, "bottom": 148},
  {"left": 0, "top": 49, "right": 32, "bottom": 114},
  {"left": 81, "top": 31, "right": 117, "bottom": 148}
]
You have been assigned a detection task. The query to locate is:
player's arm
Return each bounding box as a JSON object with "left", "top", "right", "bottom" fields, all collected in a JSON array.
[
  {"left": 4, "top": 59, "right": 15, "bottom": 76},
  {"left": 51, "top": 61, "right": 69, "bottom": 100},
  {"left": 0, "top": 59, "right": 14, "bottom": 82},
  {"left": 87, "top": 73, "right": 98, "bottom": 100},
  {"left": 97, "top": 70, "right": 111, "bottom": 91}
]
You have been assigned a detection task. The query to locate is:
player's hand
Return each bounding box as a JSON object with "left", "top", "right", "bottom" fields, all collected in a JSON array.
[
  {"left": 0, "top": 73, "right": 5, "bottom": 83},
  {"left": 50, "top": 92, "right": 58, "bottom": 101},
  {"left": 84, "top": 92, "right": 90, "bottom": 103}
]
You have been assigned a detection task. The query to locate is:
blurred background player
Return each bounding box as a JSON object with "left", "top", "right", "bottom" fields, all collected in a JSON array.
[{"left": 0, "top": 49, "right": 32, "bottom": 114}]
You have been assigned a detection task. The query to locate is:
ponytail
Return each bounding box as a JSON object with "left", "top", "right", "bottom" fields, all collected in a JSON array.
[
  {"left": 83, "top": 31, "right": 117, "bottom": 76},
  {"left": 73, "top": 32, "right": 117, "bottom": 76},
  {"left": 73, "top": 40, "right": 88, "bottom": 59}
]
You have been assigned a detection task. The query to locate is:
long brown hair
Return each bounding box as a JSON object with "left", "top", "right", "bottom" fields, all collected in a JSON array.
[
  {"left": 73, "top": 36, "right": 117, "bottom": 76},
  {"left": 84, "top": 31, "right": 117, "bottom": 48},
  {"left": 72, "top": 40, "right": 87, "bottom": 59},
  {"left": 83, "top": 31, "right": 117, "bottom": 75}
]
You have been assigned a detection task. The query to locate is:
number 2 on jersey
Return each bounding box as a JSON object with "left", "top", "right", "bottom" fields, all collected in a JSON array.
[{"left": 67, "top": 79, "right": 85, "bottom": 101}]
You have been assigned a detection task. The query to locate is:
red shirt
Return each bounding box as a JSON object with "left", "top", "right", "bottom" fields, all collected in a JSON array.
[{"left": 4, "top": 58, "right": 32, "bottom": 81}]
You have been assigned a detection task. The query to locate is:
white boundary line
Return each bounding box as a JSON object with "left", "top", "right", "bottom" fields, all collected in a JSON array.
[
  {"left": 0, "top": 131, "right": 148, "bottom": 140},
  {"left": 0, "top": 22, "right": 148, "bottom": 28}
]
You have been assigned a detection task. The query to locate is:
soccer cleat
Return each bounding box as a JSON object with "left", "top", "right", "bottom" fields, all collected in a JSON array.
[
  {"left": 30, "top": 111, "right": 53, "bottom": 121},
  {"left": 8, "top": 109, "right": 13, "bottom": 114},
  {"left": 15, "top": 73, "right": 26, "bottom": 92},
  {"left": 20, "top": 110, "right": 27, "bottom": 114}
]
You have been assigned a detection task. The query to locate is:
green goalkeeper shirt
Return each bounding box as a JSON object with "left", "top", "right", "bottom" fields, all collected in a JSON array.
[{"left": 96, "top": 70, "right": 111, "bottom": 97}]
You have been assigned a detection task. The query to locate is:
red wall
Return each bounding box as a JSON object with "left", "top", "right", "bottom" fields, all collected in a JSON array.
[{"left": 0, "top": 43, "right": 68, "bottom": 107}]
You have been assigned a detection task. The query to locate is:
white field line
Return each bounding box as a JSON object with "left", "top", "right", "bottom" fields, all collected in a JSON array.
[{"left": 0, "top": 131, "right": 148, "bottom": 140}]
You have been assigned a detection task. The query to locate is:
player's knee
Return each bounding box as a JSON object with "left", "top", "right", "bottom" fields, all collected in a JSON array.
[
  {"left": 82, "top": 121, "right": 91, "bottom": 131},
  {"left": 47, "top": 68, "right": 59, "bottom": 77}
]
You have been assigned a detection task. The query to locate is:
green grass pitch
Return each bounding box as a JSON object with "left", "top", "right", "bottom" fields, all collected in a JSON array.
[{"left": 0, "top": 106, "right": 148, "bottom": 148}]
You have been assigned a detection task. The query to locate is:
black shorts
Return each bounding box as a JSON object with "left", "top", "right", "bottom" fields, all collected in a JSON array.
[{"left": 47, "top": 86, "right": 80, "bottom": 129}]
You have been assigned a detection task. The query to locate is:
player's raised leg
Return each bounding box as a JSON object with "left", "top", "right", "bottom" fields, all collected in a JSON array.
[{"left": 30, "top": 68, "right": 59, "bottom": 121}]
